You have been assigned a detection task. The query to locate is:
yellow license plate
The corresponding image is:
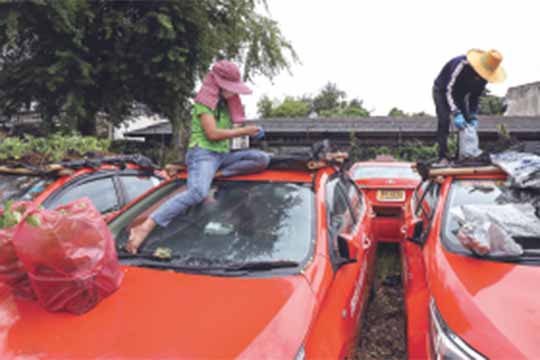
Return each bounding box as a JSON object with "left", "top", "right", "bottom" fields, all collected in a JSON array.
[{"left": 376, "top": 190, "right": 405, "bottom": 202}]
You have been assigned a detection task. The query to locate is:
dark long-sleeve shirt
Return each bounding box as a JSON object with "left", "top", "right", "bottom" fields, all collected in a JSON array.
[{"left": 434, "top": 55, "right": 486, "bottom": 120}]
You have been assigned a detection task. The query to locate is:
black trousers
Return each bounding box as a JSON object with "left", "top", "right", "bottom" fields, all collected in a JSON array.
[{"left": 433, "top": 86, "right": 452, "bottom": 159}]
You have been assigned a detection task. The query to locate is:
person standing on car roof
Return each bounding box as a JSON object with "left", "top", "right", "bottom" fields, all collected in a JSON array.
[
  {"left": 433, "top": 49, "right": 506, "bottom": 163},
  {"left": 126, "top": 60, "right": 270, "bottom": 254}
]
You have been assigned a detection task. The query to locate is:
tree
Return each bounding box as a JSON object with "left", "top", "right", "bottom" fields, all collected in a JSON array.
[
  {"left": 478, "top": 89, "right": 506, "bottom": 115},
  {"left": 271, "top": 97, "right": 310, "bottom": 118},
  {"left": 256, "top": 95, "right": 274, "bottom": 118},
  {"left": 0, "top": 0, "right": 297, "bottom": 155},
  {"left": 256, "top": 83, "right": 370, "bottom": 118},
  {"left": 388, "top": 107, "right": 407, "bottom": 117},
  {"left": 256, "top": 95, "right": 309, "bottom": 118},
  {"left": 411, "top": 111, "right": 431, "bottom": 117},
  {"left": 312, "top": 82, "right": 346, "bottom": 114}
]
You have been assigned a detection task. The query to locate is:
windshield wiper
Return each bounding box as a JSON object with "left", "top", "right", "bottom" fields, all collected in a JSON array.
[
  {"left": 224, "top": 260, "right": 299, "bottom": 272},
  {"left": 118, "top": 250, "right": 219, "bottom": 265},
  {"left": 483, "top": 250, "right": 540, "bottom": 263},
  {"left": 118, "top": 250, "right": 300, "bottom": 273},
  {"left": 117, "top": 251, "right": 170, "bottom": 260}
]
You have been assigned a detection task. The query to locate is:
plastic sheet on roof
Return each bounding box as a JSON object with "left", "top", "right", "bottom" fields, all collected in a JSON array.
[{"left": 491, "top": 151, "right": 540, "bottom": 189}]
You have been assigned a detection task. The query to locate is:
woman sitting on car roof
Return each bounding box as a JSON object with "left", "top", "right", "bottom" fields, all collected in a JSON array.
[{"left": 126, "top": 60, "right": 270, "bottom": 254}]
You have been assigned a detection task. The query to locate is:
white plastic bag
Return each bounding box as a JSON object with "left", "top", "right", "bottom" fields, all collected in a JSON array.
[
  {"left": 457, "top": 221, "right": 524, "bottom": 257},
  {"left": 459, "top": 125, "right": 482, "bottom": 159},
  {"left": 461, "top": 203, "right": 540, "bottom": 237},
  {"left": 454, "top": 203, "right": 540, "bottom": 257}
]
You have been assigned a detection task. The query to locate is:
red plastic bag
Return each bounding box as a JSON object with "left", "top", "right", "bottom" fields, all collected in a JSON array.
[
  {"left": 0, "top": 202, "right": 35, "bottom": 300},
  {"left": 13, "top": 198, "right": 123, "bottom": 314}
]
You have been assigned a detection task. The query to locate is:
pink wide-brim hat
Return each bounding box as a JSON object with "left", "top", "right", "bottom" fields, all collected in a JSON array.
[
  {"left": 212, "top": 61, "right": 252, "bottom": 95},
  {"left": 194, "top": 60, "right": 252, "bottom": 123}
]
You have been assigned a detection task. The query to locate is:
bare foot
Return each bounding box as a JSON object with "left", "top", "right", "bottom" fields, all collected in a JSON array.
[{"left": 125, "top": 219, "right": 156, "bottom": 254}]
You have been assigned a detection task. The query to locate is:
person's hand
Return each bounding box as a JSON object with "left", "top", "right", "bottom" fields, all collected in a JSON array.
[
  {"left": 469, "top": 113, "right": 479, "bottom": 129},
  {"left": 251, "top": 127, "right": 265, "bottom": 140},
  {"left": 453, "top": 112, "right": 466, "bottom": 130},
  {"left": 241, "top": 126, "right": 260, "bottom": 137}
]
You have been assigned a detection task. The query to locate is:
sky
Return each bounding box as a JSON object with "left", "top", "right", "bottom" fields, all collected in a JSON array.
[{"left": 242, "top": 0, "right": 540, "bottom": 118}]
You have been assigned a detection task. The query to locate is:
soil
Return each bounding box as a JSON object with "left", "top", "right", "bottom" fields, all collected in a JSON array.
[{"left": 354, "top": 244, "right": 406, "bottom": 360}]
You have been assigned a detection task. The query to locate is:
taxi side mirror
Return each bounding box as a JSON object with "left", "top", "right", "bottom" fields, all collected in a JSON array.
[
  {"left": 406, "top": 219, "right": 425, "bottom": 245},
  {"left": 336, "top": 233, "right": 358, "bottom": 268}
]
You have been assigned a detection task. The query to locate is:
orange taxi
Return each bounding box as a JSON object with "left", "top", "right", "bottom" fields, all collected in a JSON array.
[
  {"left": 350, "top": 159, "right": 420, "bottom": 243},
  {"left": 0, "top": 161, "right": 377, "bottom": 359},
  {"left": 401, "top": 165, "right": 540, "bottom": 359},
  {"left": 0, "top": 156, "right": 163, "bottom": 219}
]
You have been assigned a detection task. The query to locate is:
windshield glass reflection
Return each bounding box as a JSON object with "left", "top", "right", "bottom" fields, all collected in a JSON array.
[
  {"left": 353, "top": 166, "right": 420, "bottom": 180},
  {"left": 114, "top": 180, "right": 314, "bottom": 267},
  {"left": 443, "top": 180, "right": 540, "bottom": 256}
]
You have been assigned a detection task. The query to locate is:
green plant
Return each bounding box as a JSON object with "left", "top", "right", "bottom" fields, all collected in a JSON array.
[
  {"left": 0, "top": 201, "right": 40, "bottom": 229},
  {"left": 347, "top": 138, "right": 441, "bottom": 163},
  {"left": 0, "top": 134, "right": 111, "bottom": 163}
]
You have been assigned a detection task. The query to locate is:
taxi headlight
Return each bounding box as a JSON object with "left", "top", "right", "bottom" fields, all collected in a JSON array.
[
  {"left": 429, "top": 299, "right": 486, "bottom": 360},
  {"left": 293, "top": 344, "right": 305, "bottom": 360}
]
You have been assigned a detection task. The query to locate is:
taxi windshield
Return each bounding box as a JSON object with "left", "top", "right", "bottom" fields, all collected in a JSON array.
[
  {"left": 443, "top": 179, "right": 540, "bottom": 262},
  {"left": 352, "top": 166, "right": 420, "bottom": 180},
  {"left": 110, "top": 179, "right": 315, "bottom": 272}
]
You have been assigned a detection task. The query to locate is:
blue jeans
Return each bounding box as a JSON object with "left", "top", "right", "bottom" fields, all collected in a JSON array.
[{"left": 151, "top": 147, "right": 271, "bottom": 227}]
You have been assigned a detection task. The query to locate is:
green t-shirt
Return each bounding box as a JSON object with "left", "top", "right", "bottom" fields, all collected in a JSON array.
[{"left": 189, "top": 102, "right": 231, "bottom": 153}]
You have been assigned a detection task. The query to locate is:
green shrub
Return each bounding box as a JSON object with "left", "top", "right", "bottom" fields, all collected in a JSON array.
[
  {"left": 348, "top": 133, "right": 458, "bottom": 163},
  {"left": 0, "top": 134, "right": 111, "bottom": 163}
]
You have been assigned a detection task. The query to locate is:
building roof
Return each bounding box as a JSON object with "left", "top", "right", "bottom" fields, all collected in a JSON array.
[{"left": 125, "top": 115, "right": 540, "bottom": 136}]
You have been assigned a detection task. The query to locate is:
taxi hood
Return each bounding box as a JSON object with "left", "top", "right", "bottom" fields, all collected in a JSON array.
[
  {"left": 0, "top": 266, "right": 316, "bottom": 359},
  {"left": 436, "top": 251, "right": 540, "bottom": 359}
]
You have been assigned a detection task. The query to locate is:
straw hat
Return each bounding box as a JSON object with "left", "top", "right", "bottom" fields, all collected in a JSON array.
[{"left": 466, "top": 49, "right": 506, "bottom": 83}]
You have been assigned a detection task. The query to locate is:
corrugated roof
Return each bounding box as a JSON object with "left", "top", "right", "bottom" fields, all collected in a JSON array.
[{"left": 125, "top": 116, "right": 540, "bottom": 136}]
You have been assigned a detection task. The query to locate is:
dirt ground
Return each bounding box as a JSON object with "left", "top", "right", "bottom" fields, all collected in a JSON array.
[{"left": 354, "top": 243, "right": 406, "bottom": 360}]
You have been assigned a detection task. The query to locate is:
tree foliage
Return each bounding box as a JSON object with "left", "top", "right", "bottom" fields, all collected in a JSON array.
[
  {"left": 388, "top": 107, "right": 407, "bottom": 117},
  {"left": 257, "top": 82, "right": 369, "bottom": 118},
  {"left": 387, "top": 107, "right": 431, "bottom": 117},
  {"left": 348, "top": 134, "right": 458, "bottom": 162},
  {"left": 0, "top": 0, "right": 296, "bottom": 152},
  {"left": 256, "top": 95, "right": 310, "bottom": 118},
  {"left": 270, "top": 97, "right": 310, "bottom": 118},
  {"left": 478, "top": 89, "right": 506, "bottom": 115},
  {"left": 312, "top": 82, "right": 346, "bottom": 114}
]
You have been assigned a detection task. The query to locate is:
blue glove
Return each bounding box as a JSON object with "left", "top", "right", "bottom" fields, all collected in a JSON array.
[
  {"left": 251, "top": 127, "right": 265, "bottom": 140},
  {"left": 453, "top": 112, "right": 466, "bottom": 130},
  {"left": 469, "top": 113, "right": 479, "bottom": 129}
]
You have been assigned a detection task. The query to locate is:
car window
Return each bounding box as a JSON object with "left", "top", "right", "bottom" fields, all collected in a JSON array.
[
  {"left": 120, "top": 175, "right": 161, "bottom": 203},
  {"left": 413, "top": 181, "right": 430, "bottom": 217},
  {"left": 326, "top": 177, "right": 355, "bottom": 235},
  {"left": 112, "top": 180, "right": 315, "bottom": 265},
  {"left": 0, "top": 175, "right": 55, "bottom": 205},
  {"left": 46, "top": 177, "right": 120, "bottom": 213},
  {"left": 343, "top": 178, "right": 364, "bottom": 222},
  {"left": 415, "top": 181, "right": 439, "bottom": 218},
  {"left": 325, "top": 177, "right": 359, "bottom": 268},
  {"left": 352, "top": 165, "right": 420, "bottom": 180},
  {"left": 424, "top": 182, "right": 440, "bottom": 214},
  {"left": 414, "top": 181, "right": 440, "bottom": 241}
]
